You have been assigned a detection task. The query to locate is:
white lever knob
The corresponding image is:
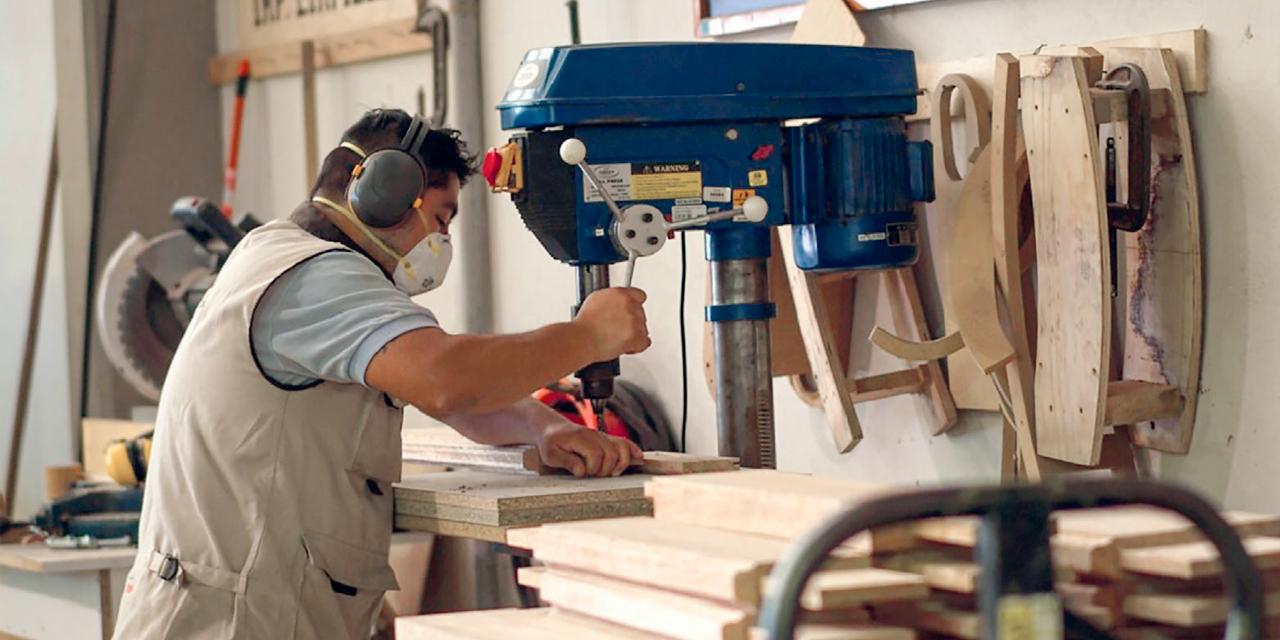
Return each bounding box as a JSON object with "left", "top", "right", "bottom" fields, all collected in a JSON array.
[
  {"left": 559, "top": 138, "right": 587, "bottom": 166},
  {"left": 740, "top": 195, "right": 768, "bottom": 223}
]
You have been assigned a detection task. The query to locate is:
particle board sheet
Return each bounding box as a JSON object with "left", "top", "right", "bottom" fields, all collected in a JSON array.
[
  {"left": 524, "top": 449, "right": 741, "bottom": 476},
  {"left": 394, "top": 514, "right": 520, "bottom": 544},
  {"left": 507, "top": 516, "right": 871, "bottom": 604},
  {"left": 394, "top": 470, "right": 650, "bottom": 511},
  {"left": 396, "top": 495, "right": 653, "bottom": 527},
  {"left": 644, "top": 470, "right": 913, "bottom": 552},
  {"left": 535, "top": 567, "right": 755, "bottom": 640}
]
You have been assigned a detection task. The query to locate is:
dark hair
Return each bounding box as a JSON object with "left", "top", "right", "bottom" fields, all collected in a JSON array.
[{"left": 311, "top": 108, "right": 477, "bottom": 198}]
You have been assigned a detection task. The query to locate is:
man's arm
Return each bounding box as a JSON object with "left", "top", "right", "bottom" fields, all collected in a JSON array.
[
  {"left": 365, "top": 287, "right": 649, "bottom": 418},
  {"left": 441, "top": 397, "right": 643, "bottom": 477}
]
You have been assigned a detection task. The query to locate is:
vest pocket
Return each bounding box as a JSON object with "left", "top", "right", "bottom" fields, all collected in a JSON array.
[{"left": 301, "top": 529, "right": 400, "bottom": 593}]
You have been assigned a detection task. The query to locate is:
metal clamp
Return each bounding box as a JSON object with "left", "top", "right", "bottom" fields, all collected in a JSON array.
[{"left": 1095, "top": 63, "right": 1151, "bottom": 232}]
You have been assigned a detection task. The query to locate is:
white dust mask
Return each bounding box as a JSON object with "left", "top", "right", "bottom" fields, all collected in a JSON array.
[
  {"left": 393, "top": 228, "right": 452, "bottom": 295},
  {"left": 310, "top": 196, "right": 452, "bottom": 296}
]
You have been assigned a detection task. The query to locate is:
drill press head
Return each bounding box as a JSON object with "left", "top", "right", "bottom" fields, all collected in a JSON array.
[{"left": 485, "top": 42, "right": 933, "bottom": 458}]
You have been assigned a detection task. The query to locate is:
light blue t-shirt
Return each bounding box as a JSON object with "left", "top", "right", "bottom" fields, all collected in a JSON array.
[{"left": 252, "top": 250, "right": 440, "bottom": 388}]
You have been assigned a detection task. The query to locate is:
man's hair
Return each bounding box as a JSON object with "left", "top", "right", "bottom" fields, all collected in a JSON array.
[{"left": 311, "top": 108, "right": 477, "bottom": 199}]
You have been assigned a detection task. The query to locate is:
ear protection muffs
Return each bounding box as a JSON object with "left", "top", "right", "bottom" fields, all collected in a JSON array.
[
  {"left": 105, "top": 430, "right": 153, "bottom": 487},
  {"left": 347, "top": 116, "right": 431, "bottom": 228}
]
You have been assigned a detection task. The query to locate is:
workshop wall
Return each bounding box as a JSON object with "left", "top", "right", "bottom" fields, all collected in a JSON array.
[
  {"left": 0, "top": 1, "right": 74, "bottom": 518},
  {"left": 213, "top": 0, "right": 1280, "bottom": 510}
]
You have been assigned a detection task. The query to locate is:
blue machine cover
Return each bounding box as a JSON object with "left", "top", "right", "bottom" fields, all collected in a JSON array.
[{"left": 497, "top": 42, "right": 919, "bottom": 130}]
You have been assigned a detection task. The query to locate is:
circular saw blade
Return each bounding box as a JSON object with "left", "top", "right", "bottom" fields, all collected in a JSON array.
[{"left": 97, "top": 231, "right": 203, "bottom": 401}]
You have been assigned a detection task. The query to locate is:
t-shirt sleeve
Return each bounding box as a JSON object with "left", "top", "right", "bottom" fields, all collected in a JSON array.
[{"left": 251, "top": 250, "right": 440, "bottom": 387}]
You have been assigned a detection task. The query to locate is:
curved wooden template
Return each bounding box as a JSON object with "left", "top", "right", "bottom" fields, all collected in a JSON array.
[
  {"left": 946, "top": 144, "right": 1016, "bottom": 375},
  {"left": 1107, "top": 48, "right": 1203, "bottom": 454},
  {"left": 933, "top": 73, "right": 993, "bottom": 182},
  {"left": 869, "top": 326, "right": 966, "bottom": 362},
  {"left": 1021, "top": 55, "right": 1111, "bottom": 466}
]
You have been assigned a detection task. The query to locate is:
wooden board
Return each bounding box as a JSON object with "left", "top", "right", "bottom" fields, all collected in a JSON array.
[
  {"left": 877, "top": 602, "right": 981, "bottom": 640},
  {"left": 1108, "top": 47, "right": 1204, "bottom": 454},
  {"left": 395, "top": 497, "right": 652, "bottom": 527},
  {"left": 777, "top": 231, "right": 863, "bottom": 452},
  {"left": 1123, "top": 591, "right": 1280, "bottom": 627},
  {"left": 393, "top": 470, "right": 649, "bottom": 511},
  {"left": 644, "top": 470, "right": 915, "bottom": 552},
  {"left": 1119, "top": 536, "right": 1280, "bottom": 580},
  {"left": 1021, "top": 54, "right": 1112, "bottom": 466},
  {"left": 209, "top": 17, "right": 432, "bottom": 84},
  {"left": 1054, "top": 507, "right": 1280, "bottom": 549},
  {"left": 397, "top": 607, "right": 673, "bottom": 640},
  {"left": 751, "top": 624, "right": 915, "bottom": 640},
  {"left": 535, "top": 567, "right": 755, "bottom": 640},
  {"left": 883, "top": 268, "right": 959, "bottom": 435},
  {"left": 911, "top": 29, "right": 1206, "bottom": 122},
  {"left": 507, "top": 516, "right": 869, "bottom": 604},
  {"left": 791, "top": 0, "right": 866, "bottom": 47},
  {"left": 791, "top": 568, "right": 930, "bottom": 611}
]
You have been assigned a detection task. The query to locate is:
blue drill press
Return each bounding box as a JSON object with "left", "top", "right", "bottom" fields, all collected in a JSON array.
[{"left": 484, "top": 42, "right": 933, "bottom": 467}]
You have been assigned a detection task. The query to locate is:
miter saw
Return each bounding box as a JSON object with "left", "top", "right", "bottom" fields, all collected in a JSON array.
[
  {"left": 96, "top": 197, "right": 260, "bottom": 400},
  {"left": 484, "top": 42, "right": 933, "bottom": 468}
]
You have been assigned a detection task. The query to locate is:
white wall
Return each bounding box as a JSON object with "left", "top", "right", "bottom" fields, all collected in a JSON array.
[
  {"left": 0, "top": 1, "right": 75, "bottom": 518},
  {"left": 213, "top": 0, "right": 1280, "bottom": 511}
]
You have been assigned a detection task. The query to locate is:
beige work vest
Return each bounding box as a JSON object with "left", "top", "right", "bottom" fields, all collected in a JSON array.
[{"left": 114, "top": 219, "right": 404, "bottom": 640}]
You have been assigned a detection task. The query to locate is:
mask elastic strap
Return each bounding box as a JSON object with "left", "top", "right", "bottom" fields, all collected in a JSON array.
[
  {"left": 310, "top": 195, "right": 418, "bottom": 281},
  {"left": 339, "top": 141, "right": 367, "bottom": 158},
  {"left": 411, "top": 206, "right": 445, "bottom": 255}
]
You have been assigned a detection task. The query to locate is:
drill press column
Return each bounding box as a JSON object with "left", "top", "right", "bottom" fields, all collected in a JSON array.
[{"left": 708, "top": 228, "right": 776, "bottom": 469}]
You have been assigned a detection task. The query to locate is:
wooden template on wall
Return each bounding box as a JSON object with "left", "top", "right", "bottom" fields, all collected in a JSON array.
[
  {"left": 234, "top": 0, "right": 418, "bottom": 51},
  {"left": 696, "top": 0, "right": 936, "bottom": 36}
]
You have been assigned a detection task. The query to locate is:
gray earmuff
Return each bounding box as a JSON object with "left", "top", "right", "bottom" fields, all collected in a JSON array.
[{"left": 348, "top": 116, "right": 430, "bottom": 228}]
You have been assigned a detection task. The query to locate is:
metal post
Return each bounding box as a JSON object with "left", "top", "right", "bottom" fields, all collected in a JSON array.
[{"left": 710, "top": 257, "right": 775, "bottom": 468}]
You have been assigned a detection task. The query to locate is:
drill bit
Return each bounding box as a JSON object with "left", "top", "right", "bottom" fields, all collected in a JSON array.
[{"left": 590, "top": 399, "right": 608, "bottom": 425}]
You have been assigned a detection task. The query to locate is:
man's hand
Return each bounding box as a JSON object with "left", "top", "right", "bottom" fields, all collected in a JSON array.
[
  {"left": 535, "top": 423, "right": 644, "bottom": 478},
  {"left": 573, "top": 288, "right": 650, "bottom": 360}
]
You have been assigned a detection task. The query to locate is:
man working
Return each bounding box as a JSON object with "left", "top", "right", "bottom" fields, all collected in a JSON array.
[{"left": 114, "top": 108, "right": 650, "bottom": 639}]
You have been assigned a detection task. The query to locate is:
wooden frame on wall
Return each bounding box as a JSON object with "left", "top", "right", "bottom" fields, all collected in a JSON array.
[{"left": 695, "top": 0, "right": 937, "bottom": 37}]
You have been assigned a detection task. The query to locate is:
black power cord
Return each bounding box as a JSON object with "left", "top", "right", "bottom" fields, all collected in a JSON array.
[{"left": 679, "top": 233, "right": 689, "bottom": 453}]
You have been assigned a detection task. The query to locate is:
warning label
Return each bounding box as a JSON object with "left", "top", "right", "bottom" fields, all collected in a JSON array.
[
  {"left": 633, "top": 162, "right": 702, "bottom": 200},
  {"left": 583, "top": 161, "right": 703, "bottom": 203}
]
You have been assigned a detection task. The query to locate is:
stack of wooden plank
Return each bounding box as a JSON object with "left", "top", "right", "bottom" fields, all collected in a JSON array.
[
  {"left": 889, "top": 507, "right": 1280, "bottom": 640},
  {"left": 396, "top": 470, "right": 1280, "bottom": 640}
]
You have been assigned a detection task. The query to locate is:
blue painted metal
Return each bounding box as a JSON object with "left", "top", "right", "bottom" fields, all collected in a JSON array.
[
  {"left": 706, "top": 226, "right": 772, "bottom": 263},
  {"left": 497, "top": 43, "right": 918, "bottom": 130},
  {"left": 706, "top": 302, "right": 777, "bottom": 322},
  {"left": 496, "top": 42, "right": 932, "bottom": 272}
]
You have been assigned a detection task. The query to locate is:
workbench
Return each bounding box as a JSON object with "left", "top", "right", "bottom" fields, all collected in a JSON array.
[{"left": 0, "top": 543, "right": 133, "bottom": 640}]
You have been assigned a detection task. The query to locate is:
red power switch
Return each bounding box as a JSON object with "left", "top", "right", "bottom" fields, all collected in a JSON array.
[
  {"left": 483, "top": 143, "right": 524, "bottom": 194},
  {"left": 482, "top": 148, "right": 504, "bottom": 187},
  {"left": 750, "top": 145, "right": 775, "bottom": 161}
]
